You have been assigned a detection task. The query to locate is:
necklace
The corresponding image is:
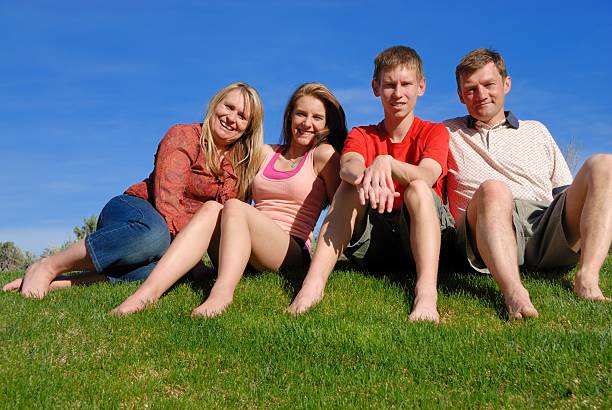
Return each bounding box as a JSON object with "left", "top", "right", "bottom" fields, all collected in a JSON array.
[
  {"left": 282, "top": 147, "right": 304, "bottom": 169},
  {"left": 286, "top": 156, "right": 302, "bottom": 168}
]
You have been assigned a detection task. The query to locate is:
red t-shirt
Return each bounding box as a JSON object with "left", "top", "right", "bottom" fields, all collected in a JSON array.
[{"left": 342, "top": 117, "right": 449, "bottom": 210}]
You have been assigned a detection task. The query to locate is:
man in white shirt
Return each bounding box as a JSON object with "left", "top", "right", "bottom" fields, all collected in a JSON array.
[{"left": 445, "top": 48, "right": 611, "bottom": 319}]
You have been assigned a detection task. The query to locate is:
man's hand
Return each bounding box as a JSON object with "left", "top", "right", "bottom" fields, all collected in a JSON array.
[{"left": 358, "top": 155, "right": 399, "bottom": 213}]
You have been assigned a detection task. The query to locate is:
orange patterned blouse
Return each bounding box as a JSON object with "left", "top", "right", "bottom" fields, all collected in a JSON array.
[{"left": 125, "top": 123, "right": 238, "bottom": 236}]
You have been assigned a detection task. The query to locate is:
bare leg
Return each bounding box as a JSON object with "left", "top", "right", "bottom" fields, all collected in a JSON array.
[
  {"left": 468, "top": 180, "right": 538, "bottom": 320},
  {"left": 192, "top": 199, "right": 304, "bottom": 318},
  {"left": 3, "top": 271, "right": 106, "bottom": 293},
  {"left": 111, "top": 201, "right": 223, "bottom": 315},
  {"left": 403, "top": 181, "right": 441, "bottom": 323},
  {"left": 563, "top": 154, "right": 612, "bottom": 301},
  {"left": 17, "top": 239, "right": 97, "bottom": 299},
  {"left": 287, "top": 181, "right": 367, "bottom": 314}
]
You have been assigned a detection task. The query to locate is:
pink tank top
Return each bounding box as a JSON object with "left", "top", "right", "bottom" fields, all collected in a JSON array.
[{"left": 252, "top": 146, "right": 327, "bottom": 249}]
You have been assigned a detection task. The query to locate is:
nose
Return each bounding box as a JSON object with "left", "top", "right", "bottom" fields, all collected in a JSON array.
[
  {"left": 474, "top": 85, "right": 487, "bottom": 100},
  {"left": 392, "top": 84, "right": 402, "bottom": 97},
  {"left": 302, "top": 115, "right": 313, "bottom": 128},
  {"left": 226, "top": 110, "right": 238, "bottom": 124}
]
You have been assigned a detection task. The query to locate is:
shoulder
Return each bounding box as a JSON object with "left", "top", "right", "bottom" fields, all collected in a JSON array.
[
  {"left": 517, "top": 119, "right": 551, "bottom": 135},
  {"left": 262, "top": 144, "right": 277, "bottom": 155},
  {"left": 313, "top": 143, "right": 338, "bottom": 162},
  {"left": 160, "top": 123, "right": 202, "bottom": 148},
  {"left": 313, "top": 143, "right": 339, "bottom": 176},
  {"left": 442, "top": 116, "right": 469, "bottom": 132}
]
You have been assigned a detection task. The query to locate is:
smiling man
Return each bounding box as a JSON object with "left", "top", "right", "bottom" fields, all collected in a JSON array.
[
  {"left": 288, "top": 46, "right": 454, "bottom": 322},
  {"left": 445, "top": 48, "right": 612, "bottom": 319}
]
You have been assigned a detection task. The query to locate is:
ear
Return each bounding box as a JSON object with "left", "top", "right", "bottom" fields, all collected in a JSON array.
[
  {"left": 504, "top": 75, "right": 512, "bottom": 95},
  {"left": 371, "top": 79, "right": 380, "bottom": 97},
  {"left": 417, "top": 77, "right": 426, "bottom": 97}
]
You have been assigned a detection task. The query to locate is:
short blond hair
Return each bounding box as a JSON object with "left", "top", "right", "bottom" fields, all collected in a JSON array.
[
  {"left": 200, "top": 82, "right": 264, "bottom": 200},
  {"left": 373, "top": 46, "right": 424, "bottom": 84},
  {"left": 455, "top": 48, "right": 507, "bottom": 89}
]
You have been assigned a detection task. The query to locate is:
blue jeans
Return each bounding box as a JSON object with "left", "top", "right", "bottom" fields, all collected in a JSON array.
[{"left": 85, "top": 195, "right": 171, "bottom": 283}]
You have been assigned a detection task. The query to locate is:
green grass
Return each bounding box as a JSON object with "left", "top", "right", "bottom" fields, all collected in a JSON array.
[{"left": 1, "top": 259, "right": 611, "bottom": 409}]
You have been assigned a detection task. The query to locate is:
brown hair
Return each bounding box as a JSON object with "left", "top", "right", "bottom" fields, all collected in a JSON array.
[
  {"left": 455, "top": 48, "right": 507, "bottom": 89},
  {"left": 200, "top": 82, "right": 265, "bottom": 200},
  {"left": 373, "top": 45, "right": 424, "bottom": 84},
  {"left": 280, "top": 82, "right": 348, "bottom": 154}
]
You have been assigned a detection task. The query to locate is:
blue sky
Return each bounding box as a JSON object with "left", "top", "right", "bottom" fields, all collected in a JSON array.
[{"left": 1, "top": 1, "right": 611, "bottom": 254}]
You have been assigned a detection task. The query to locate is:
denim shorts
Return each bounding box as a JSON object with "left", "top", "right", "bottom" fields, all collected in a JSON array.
[{"left": 85, "top": 195, "right": 171, "bottom": 283}]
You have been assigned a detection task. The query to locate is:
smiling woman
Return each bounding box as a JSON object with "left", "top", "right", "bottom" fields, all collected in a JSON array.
[
  {"left": 2, "top": 83, "right": 265, "bottom": 299},
  {"left": 112, "top": 82, "right": 348, "bottom": 317}
]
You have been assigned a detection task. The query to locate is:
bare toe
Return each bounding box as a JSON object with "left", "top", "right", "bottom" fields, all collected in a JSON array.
[{"left": 2, "top": 277, "right": 23, "bottom": 292}]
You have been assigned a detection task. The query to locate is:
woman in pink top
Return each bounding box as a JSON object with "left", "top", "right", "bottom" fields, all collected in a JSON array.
[{"left": 113, "top": 83, "right": 347, "bottom": 316}]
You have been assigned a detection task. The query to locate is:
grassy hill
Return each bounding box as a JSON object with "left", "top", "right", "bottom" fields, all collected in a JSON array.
[{"left": 1, "top": 259, "right": 610, "bottom": 408}]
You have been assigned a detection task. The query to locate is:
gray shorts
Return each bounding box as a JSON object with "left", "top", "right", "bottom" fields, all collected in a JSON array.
[
  {"left": 456, "top": 190, "right": 579, "bottom": 273},
  {"left": 343, "top": 190, "right": 455, "bottom": 271}
]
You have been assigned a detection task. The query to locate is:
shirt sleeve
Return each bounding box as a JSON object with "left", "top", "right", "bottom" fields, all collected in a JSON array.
[
  {"left": 152, "top": 125, "right": 200, "bottom": 236},
  {"left": 341, "top": 127, "right": 368, "bottom": 163},
  {"left": 421, "top": 122, "right": 450, "bottom": 179},
  {"left": 541, "top": 125, "right": 573, "bottom": 188}
]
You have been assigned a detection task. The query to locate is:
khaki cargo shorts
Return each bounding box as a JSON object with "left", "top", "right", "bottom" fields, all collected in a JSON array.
[{"left": 456, "top": 191, "right": 579, "bottom": 273}]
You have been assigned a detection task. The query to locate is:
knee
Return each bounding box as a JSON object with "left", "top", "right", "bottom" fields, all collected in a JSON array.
[
  {"left": 583, "top": 154, "right": 612, "bottom": 184},
  {"left": 403, "top": 180, "right": 432, "bottom": 212},
  {"left": 221, "top": 198, "right": 247, "bottom": 220},
  {"left": 474, "top": 180, "right": 513, "bottom": 208},
  {"left": 191, "top": 200, "right": 223, "bottom": 223}
]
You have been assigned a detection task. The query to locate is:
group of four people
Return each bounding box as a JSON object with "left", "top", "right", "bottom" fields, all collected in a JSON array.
[{"left": 4, "top": 46, "right": 611, "bottom": 322}]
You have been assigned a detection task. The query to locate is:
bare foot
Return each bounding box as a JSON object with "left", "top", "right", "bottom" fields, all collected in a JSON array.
[
  {"left": 191, "top": 294, "right": 233, "bottom": 318},
  {"left": 287, "top": 283, "right": 324, "bottom": 315},
  {"left": 20, "top": 259, "right": 57, "bottom": 299},
  {"left": 505, "top": 286, "right": 539, "bottom": 320},
  {"left": 574, "top": 277, "right": 611, "bottom": 302},
  {"left": 409, "top": 292, "right": 440, "bottom": 323},
  {"left": 111, "top": 290, "right": 158, "bottom": 316},
  {"left": 2, "top": 277, "right": 23, "bottom": 292}
]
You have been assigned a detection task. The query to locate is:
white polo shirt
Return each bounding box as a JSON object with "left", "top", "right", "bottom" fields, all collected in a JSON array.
[{"left": 444, "top": 112, "right": 573, "bottom": 222}]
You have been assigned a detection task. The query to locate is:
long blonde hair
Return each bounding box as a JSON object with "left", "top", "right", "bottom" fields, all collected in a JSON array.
[{"left": 200, "top": 82, "right": 264, "bottom": 200}]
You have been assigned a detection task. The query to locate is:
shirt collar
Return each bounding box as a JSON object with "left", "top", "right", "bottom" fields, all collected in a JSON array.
[{"left": 466, "top": 111, "right": 519, "bottom": 130}]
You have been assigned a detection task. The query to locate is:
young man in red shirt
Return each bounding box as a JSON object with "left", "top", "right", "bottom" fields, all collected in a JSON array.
[{"left": 288, "top": 46, "right": 453, "bottom": 322}]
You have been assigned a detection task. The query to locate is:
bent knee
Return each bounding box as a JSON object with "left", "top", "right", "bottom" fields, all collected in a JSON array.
[
  {"left": 403, "top": 180, "right": 432, "bottom": 207},
  {"left": 474, "top": 180, "right": 513, "bottom": 205},
  {"left": 583, "top": 154, "right": 612, "bottom": 182},
  {"left": 221, "top": 198, "right": 249, "bottom": 220}
]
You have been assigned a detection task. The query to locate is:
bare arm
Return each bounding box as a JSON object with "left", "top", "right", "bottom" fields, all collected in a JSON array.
[
  {"left": 339, "top": 152, "right": 366, "bottom": 185},
  {"left": 313, "top": 144, "right": 341, "bottom": 202}
]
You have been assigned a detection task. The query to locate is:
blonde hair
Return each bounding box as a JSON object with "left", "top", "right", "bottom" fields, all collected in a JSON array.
[
  {"left": 280, "top": 82, "right": 347, "bottom": 154},
  {"left": 200, "top": 82, "right": 264, "bottom": 200},
  {"left": 373, "top": 45, "right": 424, "bottom": 84}
]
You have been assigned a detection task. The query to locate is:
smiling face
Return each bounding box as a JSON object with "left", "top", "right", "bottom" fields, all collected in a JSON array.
[
  {"left": 211, "top": 88, "right": 251, "bottom": 149},
  {"left": 372, "top": 65, "right": 425, "bottom": 122},
  {"left": 458, "top": 62, "right": 511, "bottom": 126},
  {"left": 290, "top": 95, "right": 326, "bottom": 149}
]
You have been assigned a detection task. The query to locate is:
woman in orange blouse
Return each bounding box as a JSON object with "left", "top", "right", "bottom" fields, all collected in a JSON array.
[
  {"left": 112, "top": 83, "right": 347, "bottom": 317},
  {"left": 3, "top": 83, "right": 264, "bottom": 298}
]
